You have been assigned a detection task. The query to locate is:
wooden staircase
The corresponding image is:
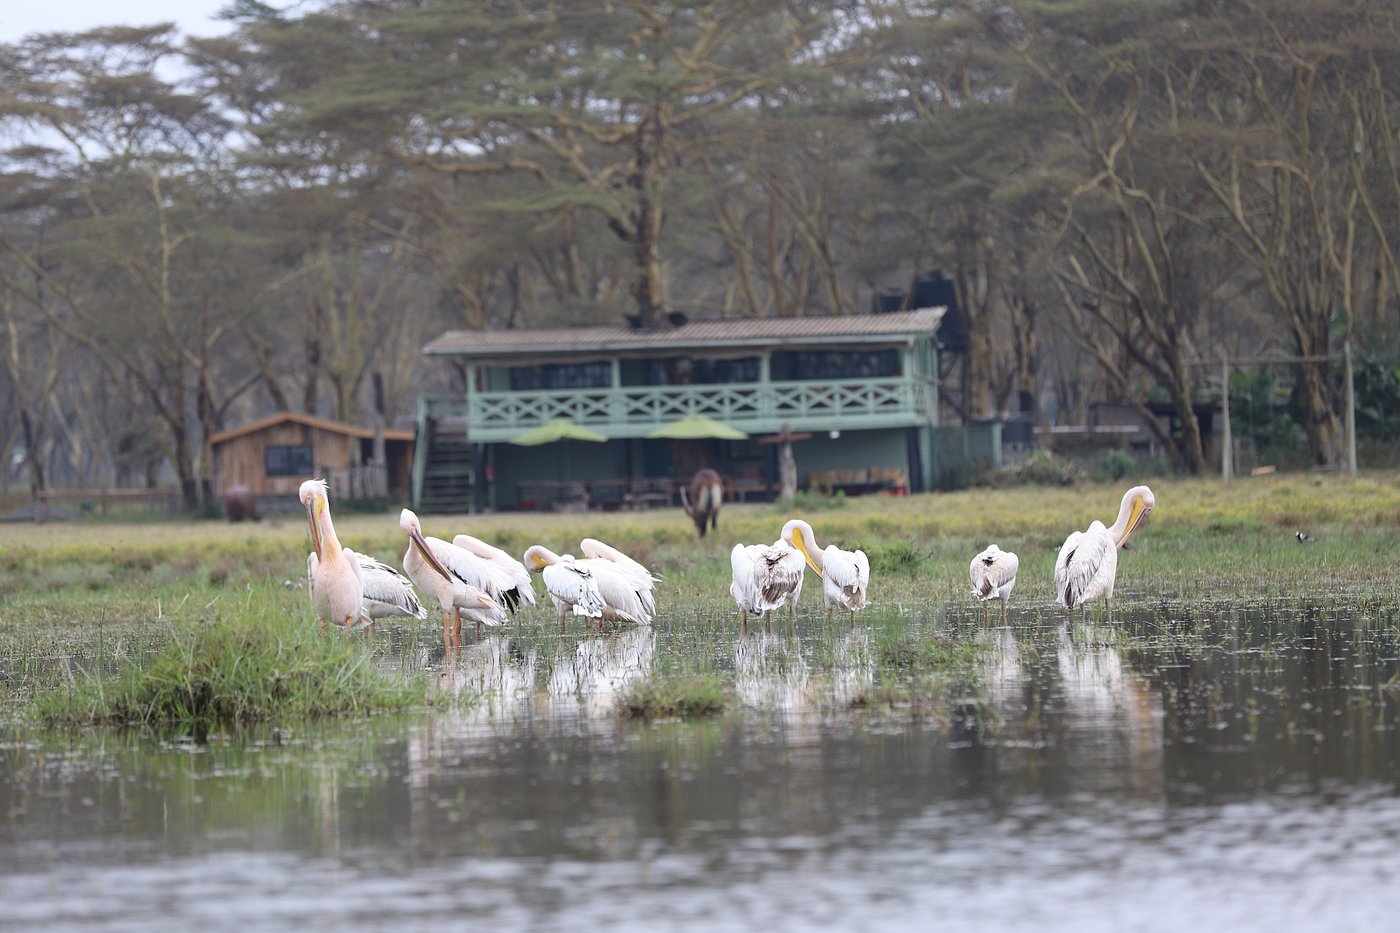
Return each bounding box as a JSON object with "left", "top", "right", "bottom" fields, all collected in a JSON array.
[{"left": 416, "top": 425, "right": 475, "bottom": 514}]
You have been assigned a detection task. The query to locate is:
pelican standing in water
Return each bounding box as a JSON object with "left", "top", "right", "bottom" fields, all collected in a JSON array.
[
  {"left": 452, "top": 534, "right": 537, "bottom": 614},
  {"left": 524, "top": 538, "right": 658, "bottom": 630},
  {"left": 781, "top": 519, "right": 869, "bottom": 626},
  {"left": 729, "top": 538, "right": 805, "bottom": 633},
  {"left": 969, "top": 544, "right": 1019, "bottom": 626},
  {"left": 399, "top": 509, "right": 507, "bottom": 651},
  {"left": 1054, "top": 485, "right": 1155, "bottom": 621}
]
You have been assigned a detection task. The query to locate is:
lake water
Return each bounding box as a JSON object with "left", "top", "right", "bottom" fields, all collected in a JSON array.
[{"left": 4, "top": 601, "right": 1400, "bottom": 930}]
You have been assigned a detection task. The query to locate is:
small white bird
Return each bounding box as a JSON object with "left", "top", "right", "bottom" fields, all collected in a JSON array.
[
  {"left": 781, "top": 518, "right": 870, "bottom": 626},
  {"left": 398, "top": 509, "right": 508, "bottom": 652},
  {"left": 1295, "top": 530, "right": 1315, "bottom": 544},
  {"left": 524, "top": 538, "right": 658, "bottom": 630},
  {"left": 969, "top": 544, "right": 1019, "bottom": 626},
  {"left": 300, "top": 478, "right": 362, "bottom": 635},
  {"left": 1054, "top": 485, "right": 1155, "bottom": 620},
  {"left": 729, "top": 538, "right": 805, "bottom": 633}
]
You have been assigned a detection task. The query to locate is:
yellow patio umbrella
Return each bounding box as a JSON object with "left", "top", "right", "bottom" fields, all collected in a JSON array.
[
  {"left": 645, "top": 413, "right": 749, "bottom": 441},
  {"left": 509, "top": 418, "right": 608, "bottom": 446}
]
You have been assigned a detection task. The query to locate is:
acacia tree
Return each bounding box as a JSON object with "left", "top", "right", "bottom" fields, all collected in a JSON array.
[
  {"left": 239, "top": 0, "right": 850, "bottom": 330},
  {"left": 0, "top": 25, "right": 262, "bottom": 507},
  {"left": 1172, "top": 0, "right": 1400, "bottom": 466}
]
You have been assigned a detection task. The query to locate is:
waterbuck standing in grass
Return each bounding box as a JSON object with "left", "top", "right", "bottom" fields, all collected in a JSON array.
[{"left": 680, "top": 468, "right": 724, "bottom": 539}]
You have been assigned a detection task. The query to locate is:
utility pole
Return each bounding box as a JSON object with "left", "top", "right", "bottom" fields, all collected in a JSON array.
[{"left": 1221, "top": 353, "right": 1232, "bottom": 482}]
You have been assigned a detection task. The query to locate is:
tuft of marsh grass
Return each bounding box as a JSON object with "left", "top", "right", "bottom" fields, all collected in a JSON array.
[
  {"left": 620, "top": 673, "right": 728, "bottom": 719},
  {"left": 31, "top": 589, "right": 424, "bottom": 733}
]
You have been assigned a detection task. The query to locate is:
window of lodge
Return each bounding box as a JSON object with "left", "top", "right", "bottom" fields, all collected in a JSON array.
[
  {"left": 770, "top": 349, "right": 900, "bottom": 381},
  {"left": 639, "top": 357, "right": 760, "bottom": 386},
  {"left": 508, "top": 362, "right": 612, "bottom": 390}
]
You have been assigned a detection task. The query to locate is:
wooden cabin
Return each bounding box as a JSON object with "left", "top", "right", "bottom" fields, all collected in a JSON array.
[{"left": 210, "top": 412, "right": 415, "bottom": 505}]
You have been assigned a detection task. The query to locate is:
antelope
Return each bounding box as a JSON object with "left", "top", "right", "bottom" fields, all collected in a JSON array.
[{"left": 680, "top": 468, "right": 724, "bottom": 539}]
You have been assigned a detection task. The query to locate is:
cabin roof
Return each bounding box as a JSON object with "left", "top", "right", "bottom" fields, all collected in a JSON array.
[
  {"left": 422, "top": 307, "right": 946, "bottom": 360},
  {"left": 209, "top": 411, "right": 415, "bottom": 446}
]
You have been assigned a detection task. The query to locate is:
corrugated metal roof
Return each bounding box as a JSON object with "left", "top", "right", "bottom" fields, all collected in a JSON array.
[{"left": 422, "top": 307, "right": 946, "bottom": 359}]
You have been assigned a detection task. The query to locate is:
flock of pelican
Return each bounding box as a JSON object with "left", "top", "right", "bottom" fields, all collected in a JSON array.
[
  {"left": 300, "top": 479, "right": 657, "bottom": 650},
  {"left": 300, "top": 477, "right": 1155, "bottom": 646}
]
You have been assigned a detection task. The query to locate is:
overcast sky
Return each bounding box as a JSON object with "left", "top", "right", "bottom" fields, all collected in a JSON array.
[{"left": 0, "top": 1, "right": 239, "bottom": 43}]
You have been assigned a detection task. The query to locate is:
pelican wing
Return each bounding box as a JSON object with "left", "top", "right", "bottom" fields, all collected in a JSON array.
[
  {"left": 542, "top": 561, "right": 605, "bottom": 618},
  {"left": 823, "top": 546, "right": 869, "bottom": 611},
  {"left": 579, "top": 537, "right": 658, "bottom": 584},
  {"left": 587, "top": 560, "right": 654, "bottom": 625},
  {"left": 453, "top": 534, "right": 537, "bottom": 607},
  {"left": 354, "top": 551, "right": 427, "bottom": 620},
  {"left": 757, "top": 543, "right": 804, "bottom": 611},
  {"left": 729, "top": 544, "right": 760, "bottom": 612},
  {"left": 426, "top": 537, "right": 505, "bottom": 602},
  {"left": 1055, "top": 525, "right": 1113, "bottom": 608},
  {"left": 971, "top": 546, "right": 1019, "bottom": 600},
  {"left": 579, "top": 537, "right": 657, "bottom": 615}
]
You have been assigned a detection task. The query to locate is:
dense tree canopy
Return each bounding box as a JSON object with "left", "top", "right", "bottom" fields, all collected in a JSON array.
[{"left": 1, "top": 0, "right": 1397, "bottom": 504}]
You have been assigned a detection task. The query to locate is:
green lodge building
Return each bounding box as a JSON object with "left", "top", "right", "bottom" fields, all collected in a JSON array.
[{"left": 412, "top": 307, "right": 999, "bottom": 512}]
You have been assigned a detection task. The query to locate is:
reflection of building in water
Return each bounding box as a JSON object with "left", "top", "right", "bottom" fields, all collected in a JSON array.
[
  {"left": 733, "top": 633, "right": 810, "bottom": 711},
  {"left": 1055, "top": 624, "right": 1164, "bottom": 797},
  {"left": 547, "top": 626, "right": 655, "bottom": 718}
]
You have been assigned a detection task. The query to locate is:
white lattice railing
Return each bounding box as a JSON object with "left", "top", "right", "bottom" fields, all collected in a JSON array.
[{"left": 451, "top": 378, "right": 931, "bottom": 441}]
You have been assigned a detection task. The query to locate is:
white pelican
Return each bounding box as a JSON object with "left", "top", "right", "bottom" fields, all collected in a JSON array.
[
  {"left": 969, "top": 544, "right": 1019, "bottom": 626},
  {"left": 300, "top": 478, "right": 362, "bottom": 635},
  {"left": 399, "top": 509, "right": 508, "bottom": 651},
  {"left": 452, "top": 534, "right": 538, "bottom": 612},
  {"left": 729, "top": 539, "right": 805, "bottom": 633},
  {"left": 1054, "top": 484, "right": 1155, "bottom": 620},
  {"left": 523, "top": 546, "right": 606, "bottom": 628},
  {"left": 781, "top": 519, "right": 870, "bottom": 626},
  {"left": 524, "top": 538, "right": 658, "bottom": 630}
]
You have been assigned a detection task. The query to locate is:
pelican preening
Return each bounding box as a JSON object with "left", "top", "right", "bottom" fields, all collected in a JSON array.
[
  {"left": 524, "top": 538, "right": 658, "bottom": 630},
  {"left": 781, "top": 519, "right": 870, "bottom": 626},
  {"left": 970, "top": 544, "right": 1019, "bottom": 626},
  {"left": 399, "top": 509, "right": 509, "bottom": 651},
  {"left": 452, "top": 534, "right": 537, "bottom": 612},
  {"left": 729, "top": 538, "right": 805, "bottom": 633},
  {"left": 1054, "top": 484, "right": 1155, "bottom": 620}
]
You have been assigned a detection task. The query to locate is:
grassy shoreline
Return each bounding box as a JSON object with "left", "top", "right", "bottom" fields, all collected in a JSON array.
[{"left": 2, "top": 471, "right": 1397, "bottom": 731}]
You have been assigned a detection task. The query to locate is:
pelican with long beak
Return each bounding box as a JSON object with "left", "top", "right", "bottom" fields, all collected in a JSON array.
[
  {"left": 1054, "top": 484, "right": 1155, "bottom": 620},
  {"left": 780, "top": 519, "right": 869, "bottom": 627},
  {"left": 399, "top": 509, "right": 507, "bottom": 652},
  {"left": 300, "top": 478, "right": 363, "bottom": 635}
]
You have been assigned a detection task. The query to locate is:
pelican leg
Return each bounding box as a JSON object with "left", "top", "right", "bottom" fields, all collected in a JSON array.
[
  {"left": 443, "top": 610, "right": 453, "bottom": 655},
  {"left": 762, "top": 612, "right": 772, "bottom": 635},
  {"left": 453, "top": 607, "right": 463, "bottom": 652},
  {"left": 1000, "top": 600, "right": 1008, "bottom": 627},
  {"left": 981, "top": 604, "right": 990, "bottom": 627},
  {"left": 740, "top": 609, "right": 749, "bottom": 635},
  {"left": 343, "top": 614, "right": 355, "bottom": 636},
  {"left": 319, "top": 617, "right": 326, "bottom": 636}
]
